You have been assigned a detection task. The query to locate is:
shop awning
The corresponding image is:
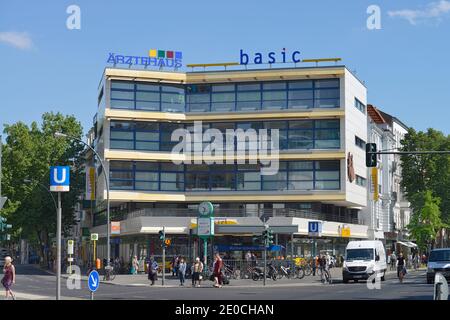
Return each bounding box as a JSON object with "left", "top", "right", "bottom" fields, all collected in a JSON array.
[{"left": 397, "top": 241, "right": 418, "bottom": 248}]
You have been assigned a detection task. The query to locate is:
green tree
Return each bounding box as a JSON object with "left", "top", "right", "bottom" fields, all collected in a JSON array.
[
  {"left": 400, "top": 128, "right": 450, "bottom": 247},
  {"left": 407, "top": 191, "right": 443, "bottom": 251},
  {"left": 0, "top": 112, "right": 84, "bottom": 266}
]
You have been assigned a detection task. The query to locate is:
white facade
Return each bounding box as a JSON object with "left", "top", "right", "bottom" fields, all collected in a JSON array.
[{"left": 362, "top": 106, "right": 411, "bottom": 241}]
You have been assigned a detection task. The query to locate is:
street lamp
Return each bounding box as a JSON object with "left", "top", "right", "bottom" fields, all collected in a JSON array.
[{"left": 54, "top": 132, "right": 111, "bottom": 272}]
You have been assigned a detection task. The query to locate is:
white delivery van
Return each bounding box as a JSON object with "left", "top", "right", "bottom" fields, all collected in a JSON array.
[{"left": 342, "top": 240, "right": 387, "bottom": 283}]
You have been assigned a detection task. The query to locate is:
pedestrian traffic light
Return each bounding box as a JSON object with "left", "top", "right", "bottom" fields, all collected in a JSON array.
[
  {"left": 366, "top": 143, "right": 377, "bottom": 167},
  {"left": 158, "top": 229, "right": 165, "bottom": 241},
  {"left": 267, "top": 229, "right": 274, "bottom": 246}
]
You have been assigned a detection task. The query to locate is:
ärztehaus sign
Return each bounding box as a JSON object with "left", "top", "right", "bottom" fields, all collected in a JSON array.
[{"left": 107, "top": 49, "right": 182, "bottom": 69}]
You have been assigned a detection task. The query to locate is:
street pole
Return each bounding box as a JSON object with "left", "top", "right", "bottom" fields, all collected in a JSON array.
[
  {"left": 56, "top": 192, "right": 62, "bottom": 300},
  {"left": 54, "top": 133, "right": 111, "bottom": 271},
  {"left": 162, "top": 226, "right": 165, "bottom": 286},
  {"left": 263, "top": 245, "right": 267, "bottom": 286},
  {"left": 203, "top": 239, "right": 207, "bottom": 268}
]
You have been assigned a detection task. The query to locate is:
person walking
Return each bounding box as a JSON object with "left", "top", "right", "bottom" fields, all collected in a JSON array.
[
  {"left": 131, "top": 255, "right": 139, "bottom": 275},
  {"left": 2, "top": 256, "right": 16, "bottom": 300},
  {"left": 213, "top": 253, "right": 223, "bottom": 288},
  {"left": 147, "top": 256, "right": 159, "bottom": 286},
  {"left": 178, "top": 258, "right": 187, "bottom": 286},
  {"left": 396, "top": 252, "right": 406, "bottom": 283},
  {"left": 390, "top": 251, "right": 397, "bottom": 271},
  {"left": 192, "top": 257, "right": 204, "bottom": 287}
]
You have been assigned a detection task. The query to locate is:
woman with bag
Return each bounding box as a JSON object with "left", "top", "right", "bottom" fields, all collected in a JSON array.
[
  {"left": 2, "top": 256, "right": 16, "bottom": 300},
  {"left": 178, "top": 258, "right": 187, "bottom": 286}
]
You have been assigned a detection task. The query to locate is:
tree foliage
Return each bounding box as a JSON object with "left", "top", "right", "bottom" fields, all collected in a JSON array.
[
  {"left": 401, "top": 128, "right": 450, "bottom": 247},
  {"left": 407, "top": 191, "right": 443, "bottom": 251},
  {"left": 0, "top": 112, "right": 84, "bottom": 265}
]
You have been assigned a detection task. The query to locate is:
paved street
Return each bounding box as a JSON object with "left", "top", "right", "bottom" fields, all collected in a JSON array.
[{"left": 3, "top": 264, "right": 437, "bottom": 300}]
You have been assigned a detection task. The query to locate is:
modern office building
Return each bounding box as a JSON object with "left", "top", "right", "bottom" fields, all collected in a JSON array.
[
  {"left": 85, "top": 63, "right": 371, "bottom": 263},
  {"left": 362, "top": 104, "right": 411, "bottom": 251}
]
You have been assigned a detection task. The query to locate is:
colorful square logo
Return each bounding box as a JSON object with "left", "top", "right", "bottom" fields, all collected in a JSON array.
[
  {"left": 175, "top": 51, "right": 182, "bottom": 59},
  {"left": 166, "top": 51, "right": 174, "bottom": 59},
  {"left": 149, "top": 49, "right": 157, "bottom": 57},
  {"left": 158, "top": 50, "right": 165, "bottom": 58}
]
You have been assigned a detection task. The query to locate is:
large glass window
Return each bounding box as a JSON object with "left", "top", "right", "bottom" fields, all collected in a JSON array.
[
  {"left": 109, "top": 160, "right": 340, "bottom": 192},
  {"left": 110, "top": 119, "right": 341, "bottom": 152},
  {"left": 111, "top": 79, "right": 340, "bottom": 112}
]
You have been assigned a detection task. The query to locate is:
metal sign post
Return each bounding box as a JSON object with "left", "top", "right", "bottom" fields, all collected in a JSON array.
[
  {"left": 50, "top": 166, "right": 70, "bottom": 301},
  {"left": 88, "top": 270, "right": 100, "bottom": 300},
  {"left": 162, "top": 226, "right": 165, "bottom": 287}
]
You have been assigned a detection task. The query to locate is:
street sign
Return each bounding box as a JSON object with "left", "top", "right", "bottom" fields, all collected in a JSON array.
[
  {"left": 371, "top": 167, "right": 379, "bottom": 201},
  {"left": 91, "top": 233, "right": 99, "bottom": 241},
  {"left": 67, "top": 240, "right": 74, "bottom": 255},
  {"left": 197, "top": 217, "right": 214, "bottom": 238},
  {"left": 88, "top": 270, "right": 100, "bottom": 292},
  {"left": 308, "top": 221, "right": 322, "bottom": 237},
  {"left": 111, "top": 221, "right": 120, "bottom": 235},
  {"left": 340, "top": 226, "right": 351, "bottom": 238},
  {"left": 50, "top": 166, "right": 70, "bottom": 192}
]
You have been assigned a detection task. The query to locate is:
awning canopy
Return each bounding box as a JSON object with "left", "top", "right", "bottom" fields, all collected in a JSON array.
[{"left": 397, "top": 241, "right": 418, "bottom": 248}]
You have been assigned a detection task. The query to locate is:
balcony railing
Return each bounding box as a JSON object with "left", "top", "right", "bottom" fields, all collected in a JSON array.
[{"left": 117, "top": 207, "right": 362, "bottom": 225}]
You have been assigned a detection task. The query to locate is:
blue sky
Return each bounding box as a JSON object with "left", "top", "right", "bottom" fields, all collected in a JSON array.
[{"left": 1, "top": 0, "right": 449, "bottom": 138}]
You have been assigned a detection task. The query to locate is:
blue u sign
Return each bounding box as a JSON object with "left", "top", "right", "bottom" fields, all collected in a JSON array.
[
  {"left": 50, "top": 166, "right": 70, "bottom": 192},
  {"left": 308, "top": 221, "right": 322, "bottom": 236}
]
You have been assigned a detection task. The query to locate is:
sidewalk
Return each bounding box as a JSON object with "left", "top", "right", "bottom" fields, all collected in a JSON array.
[
  {"left": 43, "top": 266, "right": 428, "bottom": 288},
  {"left": 57, "top": 267, "right": 345, "bottom": 288}
]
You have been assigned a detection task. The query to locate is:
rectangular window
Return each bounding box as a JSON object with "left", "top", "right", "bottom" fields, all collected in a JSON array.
[
  {"left": 356, "top": 175, "right": 366, "bottom": 187},
  {"left": 355, "top": 98, "right": 366, "bottom": 114},
  {"left": 355, "top": 136, "right": 366, "bottom": 149}
]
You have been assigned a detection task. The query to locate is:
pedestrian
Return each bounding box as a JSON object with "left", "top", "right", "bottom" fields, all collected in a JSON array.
[
  {"left": 396, "top": 252, "right": 406, "bottom": 283},
  {"left": 131, "top": 255, "right": 139, "bottom": 274},
  {"left": 2, "top": 256, "right": 16, "bottom": 300},
  {"left": 171, "top": 255, "right": 177, "bottom": 276},
  {"left": 213, "top": 253, "right": 223, "bottom": 288},
  {"left": 178, "top": 258, "right": 186, "bottom": 286},
  {"left": 147, "top": 256, "right": 159, "bottom": 286},
  {"left": 192, "top": 257, "right": 204, "bottom": 287},
  {"left": 390, "top": 251, "right": 396, "bottom": 271}
]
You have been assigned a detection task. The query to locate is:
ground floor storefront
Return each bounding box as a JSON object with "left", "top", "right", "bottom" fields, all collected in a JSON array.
[{"left": 83, "top": 215, "right": 368, "bottom": 270}]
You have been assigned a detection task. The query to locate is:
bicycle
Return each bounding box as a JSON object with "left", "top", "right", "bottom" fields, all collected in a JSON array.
[
  {"left": 319, "top": 267, "right": 332, "bottom": 284},
  {"left": 103, "top": 265, "right": 116, "bottom": 281}
]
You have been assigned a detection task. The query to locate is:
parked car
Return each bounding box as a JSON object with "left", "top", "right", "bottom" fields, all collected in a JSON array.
[
  {"left": 343, "top": 240, "right": 387, "bottom": 283},
  {"left": 426, "top": 248, "right": 450, "bottom": 284}
]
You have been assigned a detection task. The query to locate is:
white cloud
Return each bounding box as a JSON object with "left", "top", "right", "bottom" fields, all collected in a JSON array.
[
  {"left": 388, "top": 0, "right": 450, "bottom": 25},
  {"left": 0, "top": 31, "right": 33, "bottom": 50}
]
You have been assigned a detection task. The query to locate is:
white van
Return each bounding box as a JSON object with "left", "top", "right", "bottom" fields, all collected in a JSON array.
[
  {"left": 342, "top": 240, "right": 387, "bottom": 283},
  {"left": 426, "top": 248, "right": 450, "bottom": 284}
]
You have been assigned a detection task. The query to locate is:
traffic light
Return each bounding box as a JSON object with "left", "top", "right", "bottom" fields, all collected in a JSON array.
[
  {"left": 0, "top": 217, "right": 11, "bottom": 232},
  {"left": 262, "top": 226, "right": 274, "bottom": 247},
  {"left": 366, "top": 143, "right": 377, "bottom": 167},
  {"left": 158, "top": 229, "right": 165, "bottom": 247},
  {"left": 267, "top": 229, "right": 274, "bottom": 246}
]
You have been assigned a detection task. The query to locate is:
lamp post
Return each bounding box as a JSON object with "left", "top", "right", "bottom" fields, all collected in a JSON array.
[
  {"left": 24, "top": 179, "right": 58, "bottom": 212},
  {"left": 54, "top": 132, "right": 111, "bottom": 273}
]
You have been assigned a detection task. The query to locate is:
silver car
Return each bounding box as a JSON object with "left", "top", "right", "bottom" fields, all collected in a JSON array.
[{"left": 426, "top": 248, "right": 450, "bottom": 284}]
